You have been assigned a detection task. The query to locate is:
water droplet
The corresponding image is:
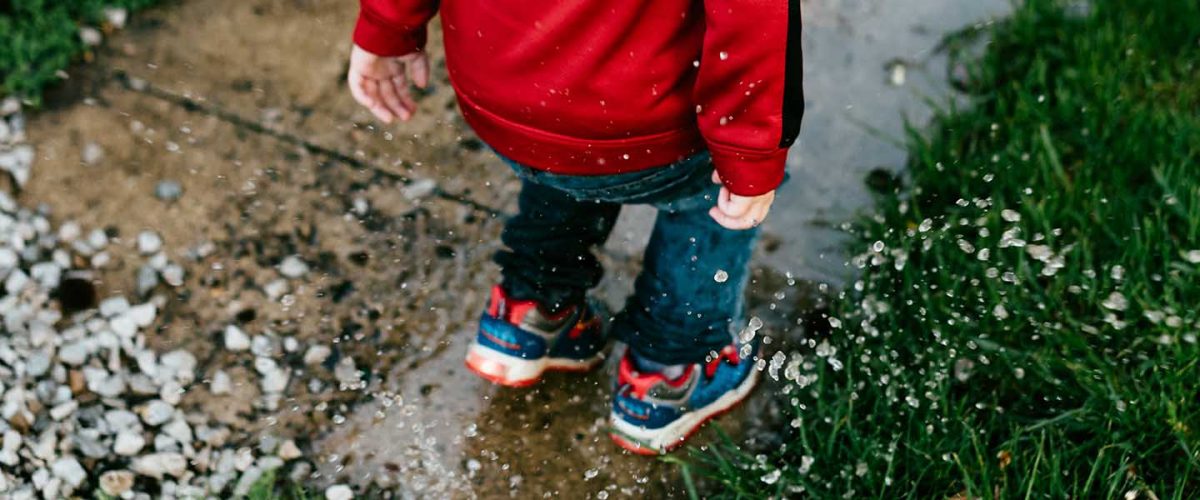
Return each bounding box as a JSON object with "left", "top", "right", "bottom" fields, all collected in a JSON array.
[
  {"left": 1102, "top": 291, "right": 1128, "bottom": 311},
  {"left": 761, "top": 469, "right": 781, "bottom": 484}
]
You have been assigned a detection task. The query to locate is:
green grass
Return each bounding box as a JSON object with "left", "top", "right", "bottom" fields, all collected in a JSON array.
[
  {"left": 244, "top": 470, "right": 316, "bottom": 500},
  {"left": 695, "top": 0, "right": 1200, "bottom": 497},
  {"left": 0, "top": 0, "right": 159, "bottom": 102}
]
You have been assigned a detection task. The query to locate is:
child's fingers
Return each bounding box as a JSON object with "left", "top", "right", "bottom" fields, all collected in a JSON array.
[
  {"left": 717, "top": 189, "right": 751, "bottom": 218},
  {"left": 708, "top": 206, "right": 756, "bottom": 230},
  {"left": 393, "top": 80, "right": 418, "bottom": 117},
  {"left": 410, "top": 55, "right": 431, "bottom": 89},
  {"left": 711, "top": 169, "right": 722, "bottom": 184},
  {"left": 347, "top": 71, "right": 376, "bottom": 109},
  {"left": 360, "top": 79, "right": 395, "bottom": 123},
  {"left": 377, "top": 78, "right": 412, "bottom": 121}
]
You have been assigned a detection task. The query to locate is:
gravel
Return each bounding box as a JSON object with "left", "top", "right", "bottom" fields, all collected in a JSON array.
[
  {"left": 278, "top": 255, "right": 309, "bottom": 278},
  {"left": 0, "top": 104, "right": 311, "bottom": 497},
  {"left": 154, "top": 180, "right": 184, "bottom": 201},
  {"left": 400, "top": 178, "right": 437, "bottom": 200},
  {"left": 224, "top": 324, "right": 252, "bottom": 351},
  {"left": 137, "top": 230, "right": 164, "bottom": 255},
  {"left": 326, "top": 484, "right": 355, "bottom": 500}
]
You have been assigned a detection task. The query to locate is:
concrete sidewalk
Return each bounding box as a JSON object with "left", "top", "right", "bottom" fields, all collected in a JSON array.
[{"left": 19, "top": 0, "right": 1006, "bottom": 496}]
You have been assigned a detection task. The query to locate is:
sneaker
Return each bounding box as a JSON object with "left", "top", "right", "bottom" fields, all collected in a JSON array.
[
  {"left": 465, "top": 285, "right": 608, "bottom": 387},
  {"left": 609, "top": 335, "right": 761, "bottom": 454}
]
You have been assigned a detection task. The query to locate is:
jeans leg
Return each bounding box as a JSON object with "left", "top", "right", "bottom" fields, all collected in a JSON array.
[
  {"left": 612, "top": 199, "right": 760, "bottom": 365},
  {"left": 493, "top": 179, "right": 621, "bottom": 312}
]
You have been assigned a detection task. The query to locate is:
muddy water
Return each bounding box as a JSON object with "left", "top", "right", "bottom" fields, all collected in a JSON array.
[{"left": 20, "top": 0, "right": 1007, "bottom": 497}]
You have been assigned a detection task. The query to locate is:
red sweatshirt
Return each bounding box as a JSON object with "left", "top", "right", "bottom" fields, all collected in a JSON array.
[{"left": 354, "top": 0, "right": 803, "bottom": 196}]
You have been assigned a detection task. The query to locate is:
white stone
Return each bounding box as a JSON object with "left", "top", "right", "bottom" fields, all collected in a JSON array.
[
  {"left": 400, "top": 178, "right": 437, "bottom": 200},
  {"left": 304, "top": 344, "right": 332, "bottom": 366},
  {"left": 224, "top": 325, "right": 251, "bottom": 351},
  {"left": 113, "top": 431, "right": 146, "bottom": 456},
  {"left": 29, "top": 261, "right": 60, "bottom": 289},
  {"left": 131, "top": 452, "right": 187, "bottom": 479},
  {"left": 136, "top": 265, "right": 159, "bottom": 296},
  {"left": 148, "top": 252, "right": 168, "bottom": 270},
  {"left": 105, "top": 409, "right": 140, "bottom": 429},
  {"left": 103, "top": 7, "right": 129, "bottom": 29},
  {"left": 87, "top": 228, "right": 108, "bottom": 249},
  {"left": 233, "top": 466, "right": 265, "bottom": 497},
  {"left": 128, "top": 302, "right": 157, "bottom": 327},
  {"left": 49, "top": 400, "right": 77, "bottom": 420},
  {"left": 24, "top": 349, "right": 52, "bottom": 377},
  {"left": 81, "top": 142, "right": 104, "bottom": 165},
  {"left": 161, "top": 264, "right": 185, "bottom": 286},
  {"left": 0, "top": 430, "right": 22, "bottom": 466},
  {"left": 137, "top": 230, "right": 163, "bottom": 255},
  {"left": 210, "top": 370, "right": 232, "bottom": 395},
  {"left": 5, "top": 269, "right": 28, "bottom": 294},
  {"left": 56, "top": 220, "right": 81, "bottom": 241},
  {"left": 159, "top": 379, "right": 183, "bottom": 405},
  {"left": 0, "top": 145, "right": 33, "bottom": 186},
  {"left": 90, "top": 251, "right": 112, "bottom": 268},
  {"left": 162, "top": 419, "right": 193, "bottom": 444},
  {"left": 98, "top": 296, "right": 131, "bottom": 317},
  {"left": 277, "top": 439, "right": 302, "bottom": 461},
  {"left": 160, "top": 349, "right": 197, "bottom": 383},
  {"left": 110, "top": 314, "right": 138, "bottom": 338},
  {"left": 278, "top": 255, "right": 309, "bottom": 279},
  {"left": 99, "top": 470, "right": 134, "bottom": 496},
  {"left": 326, "top": 484, "right": 355, "bottom": 500},
  {"left": 0, "top": 247, "right": 18, "bottom": 271},
  {"left": 79, "top": 27, "right": 103, "bottom": 47},
  {"left": 251, "top": 335, "right": 275, "bottom": 357},
  {"left": 137, "top": 399, "right": 174, "bottom": 426},
  {"left": 264, "top": 279, "right": 289, "bottom": 301},
  {"left": 58, "top": 341, "right": 90, "bottom": 366},
  {"left": 52, "top": 458, "right": 87, "bottom": 488},
  {"left": 260, "top": 366, "right": 289, "bottom": 394}
]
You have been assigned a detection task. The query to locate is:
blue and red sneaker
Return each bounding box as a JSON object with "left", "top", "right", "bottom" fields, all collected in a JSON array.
[
  {"left": 609, "top": 334, "right": 762, "bottom": 454},
  {"left": 465, "top": 285, "right": 608, "bottom": 387}
]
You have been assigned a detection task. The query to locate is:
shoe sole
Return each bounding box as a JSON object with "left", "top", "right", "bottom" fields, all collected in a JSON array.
[
  {"left": 465, "top": 342, "right": 604, "bottom": 388},
  {"left": 608, "top": 363, "right": 761, "bottom": 455}
]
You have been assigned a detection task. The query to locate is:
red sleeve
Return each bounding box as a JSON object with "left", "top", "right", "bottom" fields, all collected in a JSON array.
[
  {"left": 694, "top": 0, "right": 804, "bottom": 196},
  {"left": 353, "top": 0, "right": 440, "bottom": 57}
]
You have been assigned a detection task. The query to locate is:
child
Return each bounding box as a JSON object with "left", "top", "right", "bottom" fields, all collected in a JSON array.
[{"left": 347, "top": 0, "right": 803, "bottom": 454}]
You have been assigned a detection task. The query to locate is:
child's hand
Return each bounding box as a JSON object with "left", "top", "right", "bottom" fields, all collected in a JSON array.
[
  {"left": 708, "top": 170, "right": 776, "bottom": 230},
  {"left": 347, "top": 44, "right": 430, "bottom": 123}
]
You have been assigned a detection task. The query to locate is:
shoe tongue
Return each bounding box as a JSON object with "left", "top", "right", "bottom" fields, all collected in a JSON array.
[
  {"left": 504, "top": 301, "right": 541, "bottom": 324},
  {"left": 489, "top": 285, "right": 568, "bottom": 324},
  {"left": 632, "top": 354, "right": 687, "bottom": 380},
  {"left": 619, "top": 355, "right": 693, "bottom": 398}
]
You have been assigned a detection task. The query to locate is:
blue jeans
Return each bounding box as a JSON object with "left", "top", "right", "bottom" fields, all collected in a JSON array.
[{"left": 494, "top": 152, "right": 762, "bottom": 365}]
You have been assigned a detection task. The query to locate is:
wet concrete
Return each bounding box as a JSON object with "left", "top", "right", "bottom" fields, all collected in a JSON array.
[
  {"left": 17, "top": 0, "right": 1009, "bottom": 496},
  {"left": 762, "top": 0, "right": 1010, "bottom": 283}
]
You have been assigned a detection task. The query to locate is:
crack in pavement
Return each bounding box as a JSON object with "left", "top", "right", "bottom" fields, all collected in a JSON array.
[{"left": 108, "top": 70, "right": 507, "bottom": 218}]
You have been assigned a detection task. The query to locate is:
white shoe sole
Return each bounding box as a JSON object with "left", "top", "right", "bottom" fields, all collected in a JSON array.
[
  {"left": 610, "top": 365, "right": 760, "bottom": 454},
  {"left": 465, "top": 342, "right": 603, "bottom": 387}
]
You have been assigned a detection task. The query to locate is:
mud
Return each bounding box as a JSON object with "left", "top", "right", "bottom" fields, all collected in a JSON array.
[{"left": 18, "top": 0, "right": 1008, "bottom": 496}]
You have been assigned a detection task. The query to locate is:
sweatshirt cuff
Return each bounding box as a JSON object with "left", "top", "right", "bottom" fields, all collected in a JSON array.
[
  {"left": 710, "top": 147, "right": 788, "bottom": 197},
  {"left": 352, "top": 11, "right": 428, "bottom": 57}
]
